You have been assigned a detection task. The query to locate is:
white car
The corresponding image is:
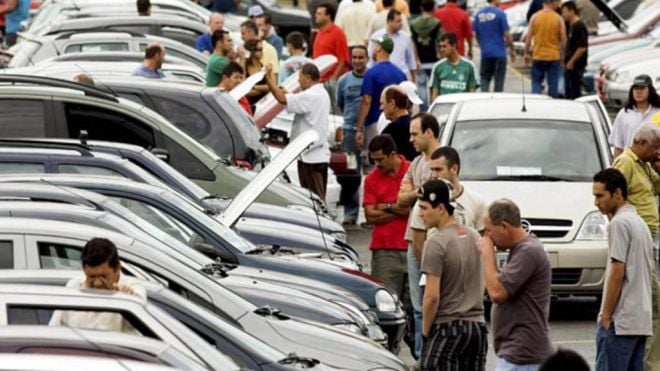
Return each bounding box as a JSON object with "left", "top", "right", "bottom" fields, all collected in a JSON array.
[
  {"left": 0, "top": 354, "right": 178, "bottom": 371},
  {"left": 604, "top": 57, "right": 660, "bottom": 108}
]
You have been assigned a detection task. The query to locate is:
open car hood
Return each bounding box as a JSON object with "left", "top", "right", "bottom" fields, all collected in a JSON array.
[
  {"left": 589, "top": 0, "right": 628, "bottom": 32},
  {"left": 230, "top": 71, "right": 265, "bottom": 101}
]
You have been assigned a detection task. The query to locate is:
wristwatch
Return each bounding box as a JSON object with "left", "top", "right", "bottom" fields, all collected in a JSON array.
[{"left": 386, "top": 203, "right": 393, "bottom": 212}]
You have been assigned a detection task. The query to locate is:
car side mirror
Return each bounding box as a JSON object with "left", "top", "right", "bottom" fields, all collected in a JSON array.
[{"left": 151, "top": 148, "right": 170, "bottom": 163}]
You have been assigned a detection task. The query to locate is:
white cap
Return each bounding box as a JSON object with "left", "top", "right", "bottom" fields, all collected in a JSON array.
[
  {"left": 248, "top": 5, "right": 265, "bottom": 17},
  {"left": 399, "top": 81, "right": 423, "bottom": 105}
]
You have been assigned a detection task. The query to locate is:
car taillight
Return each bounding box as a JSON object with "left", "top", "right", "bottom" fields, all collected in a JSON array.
[{"left": 234, "top": 160, "right": 252, "bottom": 170}]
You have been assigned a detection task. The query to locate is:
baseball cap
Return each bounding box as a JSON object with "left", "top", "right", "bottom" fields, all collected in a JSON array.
[
  {"left": 373, "top": 35, "right": 394, "bottom": 54},
  {"left": 248, "top": 5, "right": 264, "bottom": 17},
  {"left": 399, "top": 81, "right": 423, "bottom": 105},
  {"left": 632, "top": 74, "right": 653, "bottom": 87},
  {"left": 418, "top": 180, "right": 455, "bottom": 214}
]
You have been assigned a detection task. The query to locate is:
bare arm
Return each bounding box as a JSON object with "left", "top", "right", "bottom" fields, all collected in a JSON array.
[
  {"left": 504, "top": 30, "right": 516, "bottom": 62},
  {"left": 600, "top": 261, "right": 625, "bottom": 329},
  {"left": 479, "top": 236, "right": 510, "bottom": 304},
  {"left": 397, "top": 179, "right": 419, "bottom": 208},
  {"left": 264, "top": 64, "right": 287, "bottom": 105},
  {"left": 412, "top": 229, "right": 426, "bottom": 262},
  {"left": 422, "top": 274, "right": 441, "bottom": 337},
  {"left": 355, "top": 95, "right": 372, "bottom": 148},
  {"left": 566, "top": 47, "right": 587, "bottom": 69},
  {"left": 364, "top": 204, "right": 397, "bottom": 224},
  {"left": 431, "top": 87, "right": 440, "bottom": 102}
]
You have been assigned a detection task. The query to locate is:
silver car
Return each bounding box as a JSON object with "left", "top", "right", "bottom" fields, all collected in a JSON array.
[{"left": 0, "top": 354, "right": 179, "bottom": 371}]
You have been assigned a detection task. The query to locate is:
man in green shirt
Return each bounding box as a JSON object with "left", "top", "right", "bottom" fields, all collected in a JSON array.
[
  {"left": 430, "top": 32, "right": 477, "bottom": 100},
  {"left": 206, "top": 30, "right": 233, "bottom": 87}
]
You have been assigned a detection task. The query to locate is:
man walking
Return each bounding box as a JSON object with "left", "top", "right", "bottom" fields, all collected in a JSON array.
[
  {"left": 418, "top": 180, "right": 487, "bottom": 371},
  {"left": 265, "top": 63, "right": 331, "bottom": 199},
  {"left": 206, "top": 30, "right": 233, "bottom": 87},
  {"left": 411, "top": 0, "right": 442, "bottom": 105},
  {"left": 368, "top": 9, "right": 418, "bottom": 81},
  {"left": 430, "top": 33, "right": 478, "bottom": 100},
  {"left": 479, "top": 199, "right": 553, "bottom": 370},
  {"left": 336, "top": 0, "right": 376, "bottom": 46},
  {"left": 256, "top": 14, "right": 284, "bottom": 59},
  {"left": 433, "top": 0, "right": 473, "bottom": 58},
  {"left": 561, "top": 1, "right": 588, "bottom": 99},
  {"left": 473, "top": 0, "right": 515, "bottom": 92},
  {"left": 363, "top": 134, "right": 411, "bottom": 302},
  {"left": 355, "top": 36, "right": 406, "bottom": 153},
  {"left": 132, "top": 43, "right": 166, "bottom": 78},
  {"left": 524, "top": 0, "right": 566, "bottom": 98},
  {"left": 381, "top": 86, "right": 416, "bottom": 161},
  {"left": 196, "top": 13, "right": 225, "bottom": 55},
  {"left": 592, "top": 168, "right": 653, "bottom": 371},
  {"left": 337, "top": 46, "right": 368, "bottom": 225}
]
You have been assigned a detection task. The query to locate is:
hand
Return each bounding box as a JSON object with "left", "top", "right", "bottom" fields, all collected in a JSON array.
[
  {"left": 478, "top": 236, "right": 496, "bottom": 258},
  {"left": 601, "top": 315, "right": 611, "bottom": 330},
  {"left": 566, "top": 60, "right": 574, "bottom": 71},
  {"left": 112, "top": 283, "right": 135, "bottom": 295},
  {"left": 509, "top": 51, "right": 516, "bottom": 63},
  {"left": 524, "top": 53, "right": 531, "bottom": 67},
  {"left": 355, "top": 131, "right": 364, "bottom": 149}
]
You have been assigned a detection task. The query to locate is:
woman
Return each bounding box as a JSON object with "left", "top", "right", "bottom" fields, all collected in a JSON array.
[
  {"left": 609, "top": 74, "right": 660, "bottom": 158},
  {"left": 244, "top": 39, "right": 269, "bottom": 112}
]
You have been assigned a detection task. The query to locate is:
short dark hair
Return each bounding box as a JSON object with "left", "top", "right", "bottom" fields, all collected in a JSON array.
[
  {"left": 244, "top": 39, "right": 261, "bottom": 53},
  {"left": 440, "top": 32, "right": 458, "bottom": 46},
  {"left": 82, "top": 238, "right": 120, "bottom": 269},
  {"left": 351, "top": 45, "right": 368, "bottom": 56},
  {"left": 539, "top": 348, "right": 590, "bottom": 371},
  {"left": 144, "top": 44, "right": 162, "bottom": 59},
  {"left": 300, "top": 63, "right": 320, "bottom": 81},
  {"left": 488, "top": 199, "right": 522, "bottom": 227},
  {"left": 369, "top": 134, "right": 397, "bottom": 155},
  {"left": 387, "top": 9, "right": 401, "bottom": 22},
  {"left": 382, "top": 0, "right": 395, "bottom": 8},
  {"left": 560, "top": 1, "right": 579, "bottom": 14},
  {"left": 285, "top": 32, "right": 305, "bottom": 50},
  {"left": 421, "top": 0, "right": 435, "bottom": 12},
  {"left": 137, "top": 0, "right": 151, "bottom": 14},
  {"left": 256, "top": 13, "right": 272, "bottom": 25},
  {"left": 412, "top": 112, "right": 440, "bottom": 138},
  {"left": 222, "top": 61, "right": 244, "bottom": 78},
  {"left": 317, "top": 3, "right": 336, "bottom": 21},
  {"left": 211, "top": 30, "right": 229, "bottom": 48},
  {"left": 384, "top": 87, "right": 408, "bottom": 109},
  {"left": 431, "top": 146, "right": 461, "bottom": 174},
  {"left": 593, "top": 168, "right": 628, "bottom": 200},
  {"left": 240, "top": 20, "right": 259, "bottom": 35}
]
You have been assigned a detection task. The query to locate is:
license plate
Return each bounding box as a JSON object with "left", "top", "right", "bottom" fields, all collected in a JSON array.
[{"left": 496, "top": 252, "right": 509, "bottom": 268}]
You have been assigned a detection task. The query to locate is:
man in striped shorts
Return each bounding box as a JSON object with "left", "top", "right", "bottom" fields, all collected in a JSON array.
[{"left": 418, "top": 180, "right": 487, "bottom": 370}]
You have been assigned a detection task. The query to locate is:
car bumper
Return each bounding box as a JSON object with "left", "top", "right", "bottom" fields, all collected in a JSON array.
[{"left": 545, "top": 240, "right": 608, "bottom": 296}]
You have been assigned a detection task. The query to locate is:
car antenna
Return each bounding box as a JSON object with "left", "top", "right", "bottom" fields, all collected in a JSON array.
[
  {"left": 299, "top": 154, "right": 333, "bottom": 261},
  {"left": 520, "top": 70, "right": 527, "bottom": 112}
]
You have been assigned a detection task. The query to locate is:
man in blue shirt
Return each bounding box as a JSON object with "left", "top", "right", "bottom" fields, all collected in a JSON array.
[
  {"left": 132, "top": 43, "right": 166, "bottom": 78},
  {"left": 0, "top": 0, "right": 30, "bottom": 46},
  {"left": 196, "top": 13, "right": 225, "bottom": 55},
  {"left": 473, "top": 0, "right": 515, "bottom": 92},
  {"left": 337, "top": 46, "right": 368, "bottom": 225},
  {"left": 256, "top": 13, "right": 284, "bottom": 59}
]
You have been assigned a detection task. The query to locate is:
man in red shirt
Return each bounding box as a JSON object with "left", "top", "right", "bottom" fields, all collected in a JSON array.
[
  {"left": 313, "top": 3, "right": 350, "bottom": 82},
  {"left": 433, "top": 0, "right": 473, "bottom": 58},
  {"left": 363, "top": 134, "right": 411, "bottom": 300}
]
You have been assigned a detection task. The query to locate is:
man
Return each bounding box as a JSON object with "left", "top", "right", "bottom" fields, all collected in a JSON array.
[
  {"left": 561, "top": 1, "right": 588, "bottom": 99},
  {"left": 337, "top": 46, "right": 368, "bottom": 225},
  {"left": 313, "top": 3, "right": 349, "bottom": 82},
  {"left": 196, "top": 13, "right": 225, "bottom": 55},
  {"left": 132, "top": 43, "right": 166, "bottom": 78},
  {"left": 433, "top": 0, "right": 473, "bottom": 58},
  {"left": 473, "top": 0, "right": 515, "bottom": 92},
  {"left": 367, "top": 0, "right": 411, "bottom": 40},
  {"left": 73, "top": 73, "right": 95, "bottom": 86},
  {"left": 410, "top": 0, "right": 441, "bottom": 105},
  {"left": 49, "top": 238, "right": 146, "bottom": 332},
  {"left": 220, "top": 62, "right": 252, "bottom": 116},
  {"left": 368, "top": 9, "right": 417, "bottom": 81},
  {"left": 418, "top": 179, "right": 487, "bottom": 370},
  {"left": 265, "top": 63, "right": 331, "bottom": 199},
  {"left": 478, "top": 199, "right": 553, "bottom": 369},
  {"left": 381, "top": 86, "right": 416, "bottom": 161},
  {"left": 206, "top": 30, "right": 233, "bottom": 88},
  {"left": 430, "top": 33, "right": 478, "bottom": 101},
  {"left": 137, "top": 0, "right": 150, "bottom": 15},
  {"left": 0, "top": 0, "right": 29, "bottom": 47},
  {"left": 576, "top": 0, "right": 598, "bottom": 35},
  {"left": 375, "top": 0, "right": 409, "bottom": 17},
  {"left": 279, "top": 32, "right": 312, "bottom": 83},
  {"left": 336, "top": 0, "right": 376, "bottom": 47},
  {"left": 355, "top": 36, "right": 406, "bottom": 152},
  {"left": 241, "top": 20, "right": 279, "bottom": 78},
  {"left": 256, "top": 13, "right": 284, "bottom": 59},
  {"left": 363, "top": 134, "right": 411, "bottom": 301},
  {"left": 524, "top": 0, "right": 566, "bottom": 98},
  {"left": 308, "top": 0, "right": 338, "bottom": 39},
  {"left": 593, "top": 168, "right": 654, "bottom": 371}
]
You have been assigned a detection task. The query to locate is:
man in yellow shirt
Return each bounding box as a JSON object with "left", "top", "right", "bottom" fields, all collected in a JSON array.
[{"left": 652, "top": 111, "right": 660, "bottom": 126}]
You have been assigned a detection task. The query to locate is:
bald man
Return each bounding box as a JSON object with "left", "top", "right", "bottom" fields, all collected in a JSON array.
[
  {"left": 196, "top": 13, "right": 225, "bottom": 55},
  {"left": 132, "top": 43, "right": 165, "bottom": 78}
]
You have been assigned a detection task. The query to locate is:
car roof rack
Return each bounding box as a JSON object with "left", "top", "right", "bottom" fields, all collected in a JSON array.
[
  {"left": 0, "top": 139, "right": 94, "bottom": 157},
  {"left": 0, "top": 74, "right": 117, "bottom": 102}
]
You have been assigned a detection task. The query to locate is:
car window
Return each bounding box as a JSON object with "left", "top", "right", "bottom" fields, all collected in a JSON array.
[
  {"left": 161, "top": 27, "right": 199, "bottom": 47},
  {"left": 430, "top": 102, "right": 455, "bottom": 118},
  {"left": 151, "top": 96, "right": 212, "bottom": 140},
  {"left": 0, "top": 241, "right": 13, "bottom": 269},
  {"left": 0, "top": 100, "right": 46, "bottom": 136},
  {"left": 57, "top": 164, "right": 125, "bottom": 177},
  {"left": 212, "top": 91, "right": 260, "bottom": 153},
  {"left": 166, "top": 48, "right": 206, "bottom": 69},
  {"left": 63, "top": 102, "right": 155, "bottom": 148},
  {"left": 116, "top": 93, "right": 147, "bottom": 106},
  {"left": 161, "top": 136, "right": 215, "bottom": 181},
  {"left": 0, "top": 163, "right": 45, "bottom": 174},
  {"left": 166, "top": 71, "right": 205, "bottom": 83},
  {"left": 64, "top": 43, "right": 130, "bottom": 54},
  {"left": 38, "top": 242, "right": 82, "bottom": 269}
]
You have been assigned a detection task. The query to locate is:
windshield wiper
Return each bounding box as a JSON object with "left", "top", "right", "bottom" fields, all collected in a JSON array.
[
  {"left": 474, "top": 175, "right": 575, "bottom": 182},
  {"left": 278, "top": 353, "right": 320, "bottom": 368},
  {"left": 199, "top": 262, "right": 237, "bottom": 278}
]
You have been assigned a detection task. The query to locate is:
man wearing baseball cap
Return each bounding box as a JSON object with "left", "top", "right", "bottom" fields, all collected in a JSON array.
[{"left": 417, "top": 179, "right": 487, "bottom": 370}]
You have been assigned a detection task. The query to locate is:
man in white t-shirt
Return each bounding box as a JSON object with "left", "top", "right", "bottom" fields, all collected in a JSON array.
[{"left": 265, "top": 62, "right": 331, "bottom": 199}]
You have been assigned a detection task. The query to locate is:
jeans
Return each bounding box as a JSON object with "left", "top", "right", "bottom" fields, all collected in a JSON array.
[
  {"left": 407, "top": 246, "right": 423, "bottom": 359},
  {"left": 531, "top": 60, "right": 561, "bottom": 98},
  {"left": 564, "top": 68, "right": 585, "bottom": 99},
  {"left": 341, "top": 129, "right": 360, "bottom": 221},
  {"left": 495, "top": 357, "right": 540, "bottom": 371},
  {"left": 418, "top": 64, "right": 435, "bottom": 108},
  {"left": 480, "top": 57, "right": 507, "bottom": 92},
  {"left": 596, "top": 323, "right": 646, "bottom": 371}
]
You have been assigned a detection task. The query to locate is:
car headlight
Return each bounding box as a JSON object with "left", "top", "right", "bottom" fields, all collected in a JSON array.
[
  {"left": 375, "top": 289, "right": 397, "bottom": 312},
  {"left": 333, "top": 323, "right": 363, "bottom": 335},
  {"left": 576, "top": 211, "right": 608, "bottom": 240}
]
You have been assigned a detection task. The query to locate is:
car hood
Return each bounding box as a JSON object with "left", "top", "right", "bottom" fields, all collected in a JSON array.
[
  {"left": 589, "top": 0, "right": 627, "bottom": 33},
  {"left": 463, "top": 181, "right": 600, "bottom": 242},
  {"left": 218, "top": 130, "right": 318, "bottom": 228}
]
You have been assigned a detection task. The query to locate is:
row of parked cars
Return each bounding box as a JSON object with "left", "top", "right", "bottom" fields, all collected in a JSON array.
[{"left": 0, "top": 0, "right": 401, "bottom": 370}]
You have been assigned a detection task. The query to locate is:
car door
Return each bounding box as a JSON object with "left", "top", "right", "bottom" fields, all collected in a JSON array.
[
  {"left": 0, "top": 235, "right": 26, "bottom": 270},
  {"left": 0, "top": 99, "right": 57, "bottom": 137},
  {"left": 577, "top": 95, "right": 612, "bottom": 137}
]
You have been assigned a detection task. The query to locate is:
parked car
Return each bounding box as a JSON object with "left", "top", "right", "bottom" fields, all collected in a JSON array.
[
  {"left": 441, "top": 98, "right": 612, "bottom": 297},
  {"left": 597, "top": 46, "right": 660, "bottom": 106},
  {"left": 588, "top": 2, "right": 659, "bottom": 47},
  {"left": 0, "top": 354, "right": 180, "bottom": 371},
  {"left": 603, "top": 57, "right": 660, "bottom": 108}
]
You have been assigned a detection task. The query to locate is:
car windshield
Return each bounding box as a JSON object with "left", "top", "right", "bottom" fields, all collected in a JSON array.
[
  {"left": 211, "top": 90, "right": 262, "bottom": 151},
  {"left": 449, "top": 120, "right": 603, "bottom": 181},
  {"left": 430, "top": 103, "right": 454, "bottom": 118}
]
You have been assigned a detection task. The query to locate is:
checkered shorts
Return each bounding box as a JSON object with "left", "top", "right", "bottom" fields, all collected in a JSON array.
[{"left": 421, "top": 320, "right": 488, "bottom": 371}]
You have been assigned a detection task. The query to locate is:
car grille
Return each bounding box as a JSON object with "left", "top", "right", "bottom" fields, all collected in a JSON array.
[
  {"left": 523, "top": 218, "right": 573, "bottom": 239},
  {"left": 552, "top": 268, "right": 582, "bottom": 285}
]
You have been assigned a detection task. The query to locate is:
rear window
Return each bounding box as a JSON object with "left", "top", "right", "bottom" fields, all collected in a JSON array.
[{"left": 64, "top": 43, "right": 129, "bottom": 54}]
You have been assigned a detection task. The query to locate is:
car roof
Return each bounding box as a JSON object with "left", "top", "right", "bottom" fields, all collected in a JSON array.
[
  {"left": 47, "top": 15, "right": 205, "bottom": 32},
  {"left": 0, "top": 217, "right": 136, "bottom": 246},
  {"left": 0, "top": 174, "right": 172, "bottom": 197},
  {"left": 0, "top": 354, "right": 177, "bottom": 371},
  {"left": 455, "top": 98, "right": 592, "bottom": 122},
  {"left": 98, "top": 76, "right": 208, "bottom": 93},
  {"left": 431, "top": 92, "right": 550, "bottom": 105}
]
